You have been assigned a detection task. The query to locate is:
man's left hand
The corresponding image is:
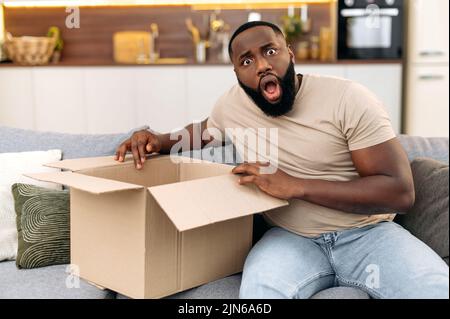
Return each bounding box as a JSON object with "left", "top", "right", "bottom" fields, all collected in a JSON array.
[{"left": 232, "top": 162, "right": 303, "bottom": 200}]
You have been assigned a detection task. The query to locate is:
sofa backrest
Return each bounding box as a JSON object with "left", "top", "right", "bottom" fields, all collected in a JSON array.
[
  {"left": 1, "top": 127, "right": 448, "bottom": 165},
  {"left": 0, "top": 125, "right": 148, "bottom": 160},
  {"left": 398, "top": 135, "right": 449, "bottom": 164}
]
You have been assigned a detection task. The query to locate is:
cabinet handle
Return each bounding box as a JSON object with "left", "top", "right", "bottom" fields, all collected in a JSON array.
[
  {"left": 418, "top": 75, "right": 445, "bottom": 80},
  {"left": 419, "top": 51, "right": 446, "bottom": 57}
]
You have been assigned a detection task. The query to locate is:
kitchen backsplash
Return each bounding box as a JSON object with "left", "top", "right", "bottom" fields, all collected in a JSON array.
[{"left": 3, "top": 4, "right": 333, "bottom": 64}]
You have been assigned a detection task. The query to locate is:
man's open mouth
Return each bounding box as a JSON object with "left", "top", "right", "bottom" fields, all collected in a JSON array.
[{"left": 260, "top": 75, "right": 282, "bottom": 103}]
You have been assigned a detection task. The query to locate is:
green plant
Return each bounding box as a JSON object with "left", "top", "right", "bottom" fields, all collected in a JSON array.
[
  {"left": 47, "top": 26, "right": 64, "bottom": 51},
  {"left": 281, "top": 15, "right": 302, "bottom": 44}
]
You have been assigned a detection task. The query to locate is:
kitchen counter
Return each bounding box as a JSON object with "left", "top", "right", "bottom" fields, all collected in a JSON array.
[{"left": 0, "top": 59, "right": 403, "bottom": 67}]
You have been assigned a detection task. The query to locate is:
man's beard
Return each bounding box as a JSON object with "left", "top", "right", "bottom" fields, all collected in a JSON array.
[{"left": 238, "top": 61, "right": 297, "bottom": 117}]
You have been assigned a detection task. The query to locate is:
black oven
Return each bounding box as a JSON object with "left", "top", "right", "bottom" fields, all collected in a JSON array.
[{"left": 338, "top": 0, "right": 403, "bottom": 60}]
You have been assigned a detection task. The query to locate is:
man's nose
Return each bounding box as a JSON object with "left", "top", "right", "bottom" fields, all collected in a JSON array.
[{"left": 256, "top": 58, "right": 272, "bottom": 76}]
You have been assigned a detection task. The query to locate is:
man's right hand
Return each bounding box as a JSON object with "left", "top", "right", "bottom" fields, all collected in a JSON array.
[{"left": 115, "top": 129, "right": 162, "bottom": 169}]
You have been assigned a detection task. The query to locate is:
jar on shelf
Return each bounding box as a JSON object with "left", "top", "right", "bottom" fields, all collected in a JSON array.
[
  {"left": 310, "top": 36, "right": 320, "bottom": 60},
  {"left": 296, "top": 41, "right": 309, "bottom": 60}
]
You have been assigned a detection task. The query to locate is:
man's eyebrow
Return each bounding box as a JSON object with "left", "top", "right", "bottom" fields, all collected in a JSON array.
[
  {"left": 237, "top": 42, "right": 277, "bottom": 61},
  {"left": 238, "top": 50, "right": 251, "bottom": 61},
  {"left": 260, "top": 42, "right": 277, "bottom": 50}
]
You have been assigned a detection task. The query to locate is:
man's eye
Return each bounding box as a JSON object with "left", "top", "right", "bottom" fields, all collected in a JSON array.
[
  {"left": 266, "top": 48, "right": 277, "bottom": 55},
  {"left": 242, "top": 58, "right": 252, "bottom": 66}
]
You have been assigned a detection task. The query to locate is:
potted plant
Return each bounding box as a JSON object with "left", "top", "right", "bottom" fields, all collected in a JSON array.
[
  {"left": 281, "top": 14, "right": 302, "bottom": 45},
  {"left": 47, "top": 26, "right": 63, "bottom": 63}
]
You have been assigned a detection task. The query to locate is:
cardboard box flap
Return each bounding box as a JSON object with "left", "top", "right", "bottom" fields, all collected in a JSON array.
[
  {"left": 148, "top": 174, "right": 288, "bottom": 231},
  {"left": 44, "top": 154, "right": 139, "bottom": 171},
  {"left": 25, "top": 172, "right": 143, "bottom": 194},
  {"left": 44, "top": 155, "right": 130, "bottom": 171}
]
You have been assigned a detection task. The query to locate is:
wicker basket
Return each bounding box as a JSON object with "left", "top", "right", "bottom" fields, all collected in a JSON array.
[{"left": 4, "top": 32, "right": 57, "bottom": 66}]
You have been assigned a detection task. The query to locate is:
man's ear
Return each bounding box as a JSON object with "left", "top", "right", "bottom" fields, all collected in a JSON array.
[{"left": 287, "top": 44, "right": 295, "bottom": 64}]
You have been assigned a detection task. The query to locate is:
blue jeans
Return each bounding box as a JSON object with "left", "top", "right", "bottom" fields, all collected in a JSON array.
[{"left": 239, "top": 221, "right": 449, "bottom": 299}]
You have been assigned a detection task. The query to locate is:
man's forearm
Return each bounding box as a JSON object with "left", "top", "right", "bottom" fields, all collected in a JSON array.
[
  {"left": 293, "top": 175, "right": 414, "bottom": 215},
  {"left": 157, "top": 120, "right": 209, "bottom": 154}
]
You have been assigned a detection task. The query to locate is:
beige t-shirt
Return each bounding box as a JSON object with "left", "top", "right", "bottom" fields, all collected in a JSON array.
[{"left": 207, "top": 74, "right": 397, "bottom": 238}]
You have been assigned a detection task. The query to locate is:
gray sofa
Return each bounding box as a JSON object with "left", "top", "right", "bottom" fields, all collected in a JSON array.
[{"left": 0, "top": 125, "right": 448, "bottom": 299}]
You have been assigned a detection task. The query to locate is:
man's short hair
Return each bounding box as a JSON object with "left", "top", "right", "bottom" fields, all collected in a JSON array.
[{"left": 228, "top": 21, "right": 285, "bottom": 60}]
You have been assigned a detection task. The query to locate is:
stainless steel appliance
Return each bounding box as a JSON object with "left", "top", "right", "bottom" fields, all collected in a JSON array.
[{"left": 338, "top": 0, "right": 404, "bottom": 59}]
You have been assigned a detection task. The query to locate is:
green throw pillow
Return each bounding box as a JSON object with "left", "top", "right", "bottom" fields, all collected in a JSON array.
[{"left": 11, "top": 183, "right": 70, "bottom": 269}]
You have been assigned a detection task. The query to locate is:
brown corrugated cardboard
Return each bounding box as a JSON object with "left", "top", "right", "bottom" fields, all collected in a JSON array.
[{"left": 26, "top": 154, "right": 288, "bottom": 298}]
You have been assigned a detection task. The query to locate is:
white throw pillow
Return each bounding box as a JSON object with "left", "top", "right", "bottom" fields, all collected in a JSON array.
[{"left": 0, "top": 150, "right": 62, "bottom": 261}]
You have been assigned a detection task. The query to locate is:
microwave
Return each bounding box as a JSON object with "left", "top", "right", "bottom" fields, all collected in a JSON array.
[{"left": 338, "top": 0, "right": 404, "bottom": 60}]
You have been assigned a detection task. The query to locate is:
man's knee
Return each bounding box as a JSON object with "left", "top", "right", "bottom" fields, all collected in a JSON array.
[
  {"left": 239, "top": 268, "right": 335, "bottom": 299},
  {"left": 239, "top": 262, "right": 335, "bottom": 299},
  {"left": 391, "top": 270, "right": 449, "bottom": 299}
]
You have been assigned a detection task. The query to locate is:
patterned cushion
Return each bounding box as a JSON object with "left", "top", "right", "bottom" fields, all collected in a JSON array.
[{"left": 11, "top": 183, "right": 70, "bottom": 269}]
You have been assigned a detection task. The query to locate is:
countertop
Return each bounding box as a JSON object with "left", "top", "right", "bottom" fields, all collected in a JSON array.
[{"left": 0, "top": 58, "right": 403, "bottom": 67}]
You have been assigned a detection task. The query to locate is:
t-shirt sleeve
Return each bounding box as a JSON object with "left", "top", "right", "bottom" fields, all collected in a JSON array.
[
  {"left": 339, "top": 82, "right": 396, "bottom": 151},
  {"left": 206, "top": 93, "right": 227, "bottom": 142}
]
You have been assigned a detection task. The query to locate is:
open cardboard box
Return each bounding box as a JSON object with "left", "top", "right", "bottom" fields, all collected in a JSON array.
[{"left": 26, "top": 154, "right": 288, "bottom": 299}]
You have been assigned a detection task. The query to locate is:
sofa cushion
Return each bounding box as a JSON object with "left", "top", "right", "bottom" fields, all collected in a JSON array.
[
  {"left": 116, "top": 274, "right": 242, "bottom": 299},
  {"left": 311, "top": 287, "right": 370, "bottom": 299},
  {"left": 0, "top": 125, "right": 148, "bottom": 159},
  {"left": 166, "top": 274, "right": 242, "bottom": 299},
  {"left": 395, "top": 158, "right": 449, "bottom": 265},
  {"left": 12, "top": 183, "right": 70, "bottom": 269},
  {"left": 116, "top": 274, "right": 369, "bottom": 299},
  {"left": 0, "top": 261, "right": 115, "bottom": 299}
]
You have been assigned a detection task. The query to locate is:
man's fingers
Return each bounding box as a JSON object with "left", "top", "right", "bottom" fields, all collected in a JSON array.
[
  {"left": 238, "top": 175, "right": 260, "bottom": 186},
  {"left": 115, "top": 131, "right": 160, "bottom": 168},
  {"left": 131, "top": 142, "right": 142, "bottom": 169},
  {"left": 137, "top": 141, "right": 146, "bottom": 163},
  {"left": 115, "top": 144, "right": 126, "bottom": 162},
  {"left": 146, "top": 139, "right": 157, "bottom": 153},
  {"left": 232, "top": 163, "right": 261, "bottom": 176}
]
